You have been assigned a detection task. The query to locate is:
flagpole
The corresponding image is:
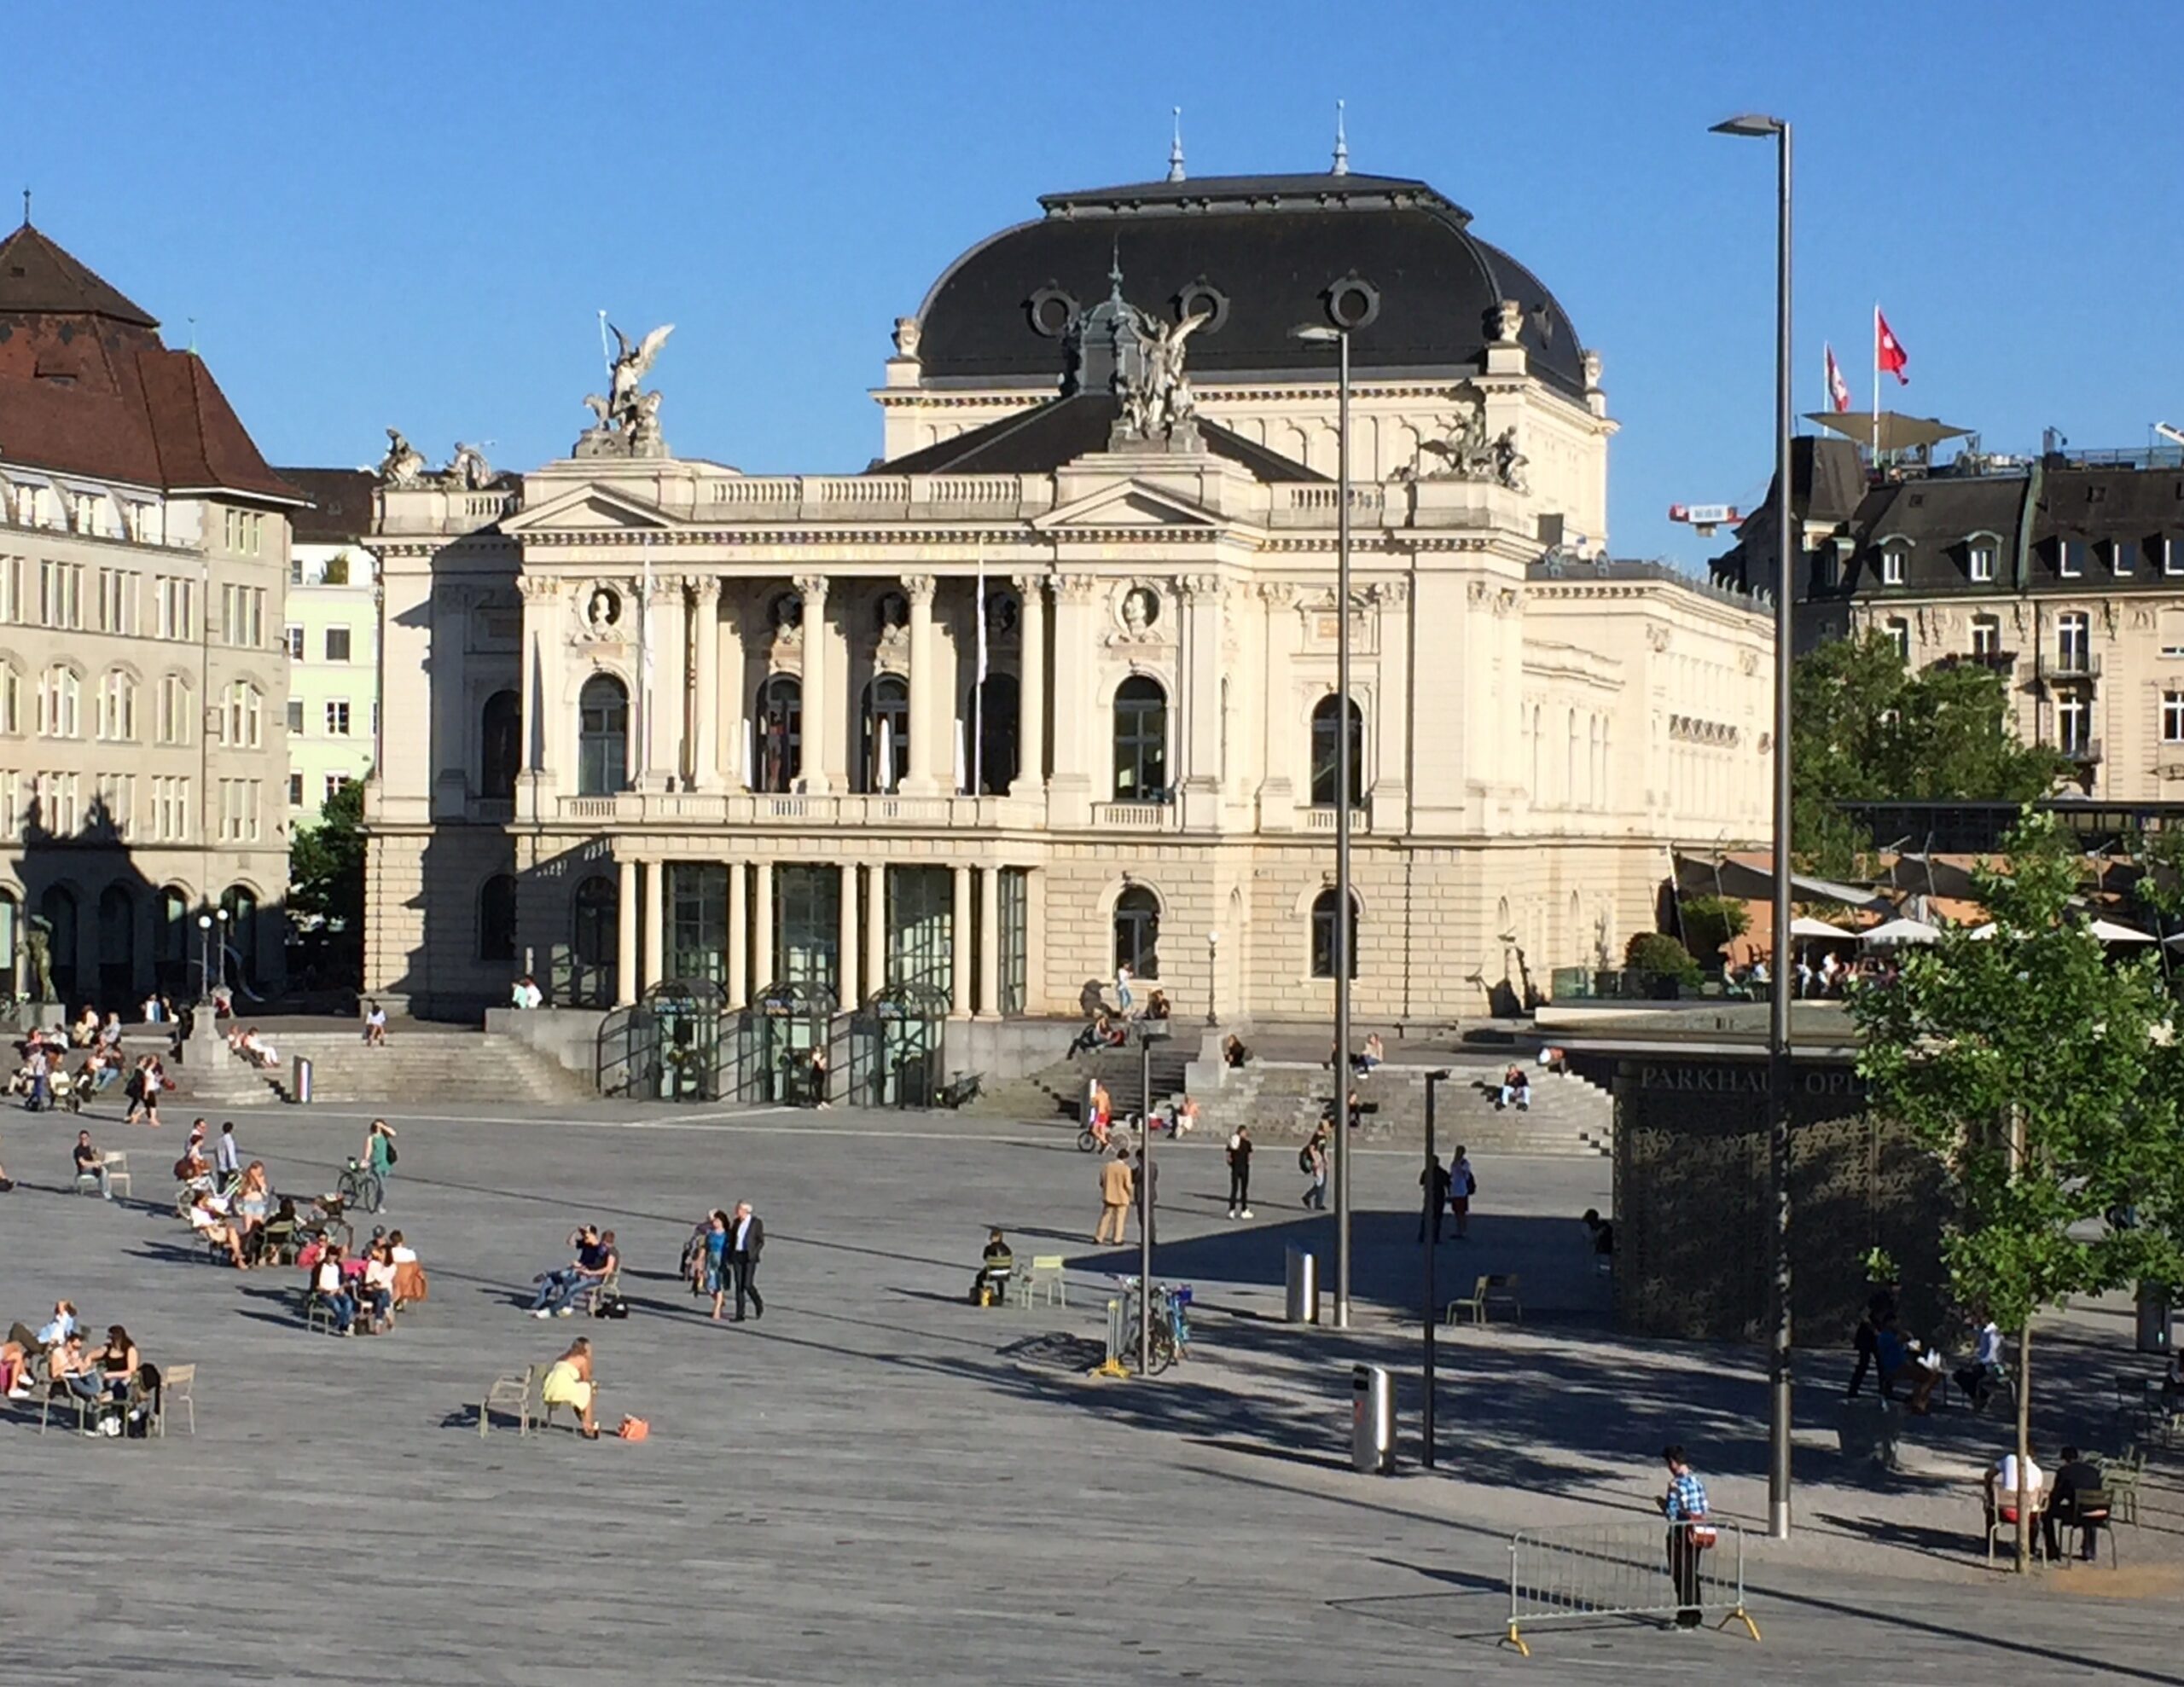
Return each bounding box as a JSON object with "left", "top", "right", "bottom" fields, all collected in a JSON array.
[
  {"left": 1871, "top": 303, "right": 1881, "bottom": 465},
  {"left": 973, "top": 544, "right": 986, "bottom": 797}
]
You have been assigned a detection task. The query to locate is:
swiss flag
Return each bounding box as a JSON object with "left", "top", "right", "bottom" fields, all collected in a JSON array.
[
  {"left": 1876, "top": 310, "right": 1909, "bottom": 385},
  {"left": 1825, "top": 344, "right": 1851, "bottom": 413}
]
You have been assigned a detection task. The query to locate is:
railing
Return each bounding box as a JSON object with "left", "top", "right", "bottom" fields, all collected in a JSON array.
[
  {"left": 1092, "top": 801, "right": 1174, "bottom": 829},
  {"left": 695, "top": 474, "right": 1052, "bottom": 519},
  {"left": 1302, "top": 803, "right": 1371, "bottom": 834},
  {"left": 1504, "top": 1520, "right": 1759, "bottom": 1657},
  {"left": 2036, "top": 649, "right": 2102, "bottom": 681},
  {"left": 1284, "top": 485, "right": 1385, "bottom": 512},
  {"left": 2064, "top": 737, "right": 2105, "bottom": 766},
  {"left": 468, "top": 797, "right": 514, "bottom": 824},
  {"left": 553, "top": 790, "right": 1037, "bottom": 827},
  {"left": 563, "top": 796, "right": 622, "bottom": 820}
]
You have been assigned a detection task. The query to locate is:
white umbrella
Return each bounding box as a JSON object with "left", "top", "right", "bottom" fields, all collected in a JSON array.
[
  {"left": 1791, "top": 915, "right": 1853, "bottom": 939},
  {"left": 1966, "top": 923, "right": 1997, "bottom": 941},
  {"left": 1862, "top": 917, "right": 1941, "bottom": 948},
  {"left": 2087, "top": 918, "right": 2155, "bottom": 945}
]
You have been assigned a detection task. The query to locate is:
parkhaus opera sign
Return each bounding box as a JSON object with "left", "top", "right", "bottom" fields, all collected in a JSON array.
[{"left": 1635, "top": 1062, "right": 1867, "bottom": 1099}]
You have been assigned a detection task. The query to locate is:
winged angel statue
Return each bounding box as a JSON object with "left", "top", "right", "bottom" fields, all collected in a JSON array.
[
  {"left": 581, "top": 322, "right": 675, "bottom": 455},
  {"left": 1120, "top": 309, "right": 1210, "bottom": 440}
]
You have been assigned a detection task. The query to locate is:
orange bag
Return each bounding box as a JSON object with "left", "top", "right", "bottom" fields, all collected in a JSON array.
[{"left": 616, "top": 1415, "right": 649, "bottom": 1441}]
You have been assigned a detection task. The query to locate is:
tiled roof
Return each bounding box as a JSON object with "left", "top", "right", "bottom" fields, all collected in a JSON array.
[
  {"left": 0, "top": 223, "right": 297, "bottom": 501},
  {"left": 276, "top": 467, "right": 377, "bottom": 543}
]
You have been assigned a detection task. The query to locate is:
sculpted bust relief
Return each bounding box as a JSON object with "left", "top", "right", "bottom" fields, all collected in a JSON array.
[
  {"left": 584, "top": 586, "right": 621, "bottom": 635},
  {"left": 1119, "top": 587, "right": 1159, "bottom": 638}
]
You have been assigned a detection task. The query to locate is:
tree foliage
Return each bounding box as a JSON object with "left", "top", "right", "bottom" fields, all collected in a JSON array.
[
  {"left": 288, "top": 778, "right": 366, "bottom": 931},
  {"left": 1792, "top": 634, "right": 2065, "bottom": 875},
  {"left": 1854, "top": 810, "right": 2184, "bottom": 1568},
  {"left": 1679, "top": 894, "right": 1750, "bottom": 960},
  {"left": 1624, "top": 930, "right": 1700, "bottom": 988}
]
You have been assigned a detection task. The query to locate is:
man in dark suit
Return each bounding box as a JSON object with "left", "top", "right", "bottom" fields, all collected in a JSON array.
[{"left": 729, "top": 1201, "right": 765, "bottom": 1321}]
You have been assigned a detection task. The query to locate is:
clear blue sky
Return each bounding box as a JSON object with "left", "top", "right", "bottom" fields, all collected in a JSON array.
[{"left": 9, "top": 1, "right": 2181, "bottom": 565}]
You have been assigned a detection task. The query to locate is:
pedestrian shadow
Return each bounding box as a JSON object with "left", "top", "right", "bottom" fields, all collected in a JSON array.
[{"left": 1813, "top": 1511, "right": 1972, "bottom": 1565}]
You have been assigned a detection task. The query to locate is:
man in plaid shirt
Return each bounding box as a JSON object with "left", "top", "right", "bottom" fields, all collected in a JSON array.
[{"left": 1660, "top": 1445, "right": 1709, "bottom": 1628}]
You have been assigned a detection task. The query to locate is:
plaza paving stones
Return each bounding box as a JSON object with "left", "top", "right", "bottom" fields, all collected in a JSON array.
[{"left": 3, "top": 1096, "right": 2181, "bottom": 1685}]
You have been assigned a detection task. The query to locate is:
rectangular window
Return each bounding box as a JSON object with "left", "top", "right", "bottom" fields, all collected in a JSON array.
[
  {"left": 2166, "top": 608, "right": 2184, "bottom": 661},
  {"left": 325, "top": 699, "right": 351, "bottom": 737},
  {"left": 1885, "top": 617, "right": 1910, "bottom": 662},
  {"left": 323, "top": 772, "right": 351, "bottom": 806},
  {"left": 155, "top": 577, "right": 193, "bottom": 641},
  {"left": 2165, "top": 693, "right": 2184, "bottom": 745},
  {"left": 324, "top": 626, "right": 351, "bottom": 663},
  {"left": 286, "top": 625, "right": 305, "bottom": 660},
  {"left": 2115, "top": 538, "right": 2140, "bottom": 577},
  {"left": 0, "top": 772, "right": 18, "bottom": 838},
  {"left": 286, "top": 699, "right": 304, "bottom": 733},
  {"left": 40, "top": 772, "right": 79, "bottom": 835},
  {"left": 1969, "top": 545, "right": 1995, "bottom": 583},
  {"left": 38, "top": 559, "right": 82, "bottom": 629},
  {"left": 2059, "top": 538, "right": 2088, "bottom": 577},
  {"left": 2164, "top": 537, "right": 2184, "bottom": 577},
  {"left": 289, "top": 557, "right": 303, "bottom": 586},
  {"left": 96, "top": 568, "right": 138, "bottom": 634},
  {"left": 288, "top": 771, "right": 304, "bottom": 807},
  {"left": 1880, "top": 550, "right": 1906, "bottom": 585},
  {"left": 0, "top": 554, "right": 19, "bottom": 623},
  {"left": 2059, "top": 693, "right": 2091, "bottom": 756},
  {"left": 1972, "top": 616, "right": 2001, "bottom": 657},
  {"left": 152, "top": 776, "right": 189, "bottom": 842},
  {"left": 2058, "top": 613, "right": 2091, "bottom": 670}
]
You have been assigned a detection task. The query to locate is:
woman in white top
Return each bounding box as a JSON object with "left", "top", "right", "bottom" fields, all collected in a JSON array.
[{"left": 358, "top": 1244, "right": 398, "bottom": 1334}]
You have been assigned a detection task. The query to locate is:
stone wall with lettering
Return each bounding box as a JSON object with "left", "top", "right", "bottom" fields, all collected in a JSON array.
[{"left": 1610, "top": 1054, "right": 1945, "bottom": 1343}]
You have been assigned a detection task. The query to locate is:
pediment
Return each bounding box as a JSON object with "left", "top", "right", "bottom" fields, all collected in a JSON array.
[
  {"left": 499, "top": 484, "right": 672, "bottom": 535},
  {"left": 1031, "top": 481, "right": 1217, "bottom": 533}
]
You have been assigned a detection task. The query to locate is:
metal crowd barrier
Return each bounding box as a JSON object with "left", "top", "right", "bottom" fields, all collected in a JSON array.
[{"left": 1504, "top": 1518, "right": 1760, "bottom": 1656}]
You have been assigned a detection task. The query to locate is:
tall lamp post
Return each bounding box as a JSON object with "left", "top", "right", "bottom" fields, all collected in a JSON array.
[
  {"left": 1291, "top": 319, "right": 1354, "bottom": 1330},
  {"left": 1205, "top": 929, "right": 1219, "bottom": 1028},
  {"left": 1137, "top": 1019, "right": 1169, "bottom": 1376},
  {"left": 214, "top": 906, "right": 231, "bottom": 1000},
  {"left": 1712, "top": 109, "right": 1795, "bottom": 1543},
  {"left": 196, "top": 913, "right": 213, "bottom": 1005}
]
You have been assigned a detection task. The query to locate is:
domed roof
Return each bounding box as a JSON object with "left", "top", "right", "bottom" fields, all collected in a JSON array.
[{"left": 912, "top": 172, "right": 1589, "bottom": 399}]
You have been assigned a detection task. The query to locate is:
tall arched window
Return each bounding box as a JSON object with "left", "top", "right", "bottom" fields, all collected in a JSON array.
[
  {"left": 972, "top": 673, "right": 1018, "bottom": 795},
  {"left": 1112, "top": 676, "right": 1168, "bottom": 802},
  {"left": 480, "top": 689, "right": 521, "bottom": 800},
  {"left": 1309, "top": 694, "right": 1364, "bottom": 808},
  {"left": 478, "top": 872, "right": 518, "bottom": 962},
  {"left": 1310, "top": 887, "right": 1360, "bottom": 980},
  {"left": 97, "top": 883, "right": 134, "bottom": 1005},
  {"left": 0, "top": 889, "right": 15, "bottom": 992},
  {"left": 571, "top": 873, "right": 619, "bottom": 1006},
  {"left": 219, "top": 884, "right": 258, "bottom": 989},
  {"left": 97, "top": 670, "right": 138, "bottom": 742},
  {"left": 862, "top": 673, "right": 909, "bottom": 793},
  {"left": 1113, "top": 885, "right": 1161, "bottom": 980},
  {"left": 37, "top": 665, "right": 78, "bottom": 738},
  {"left": 154, "top": 884, "right": 189, "bottom": 994},
  {"left": 40, "top": 884, "right": 78, "bottom": 1004},
  {"left": 577, "top": 675, "right": 630, "bottom": 796},
  {"left": 755, "top": 674, "right": 801, "bottom": 792}
]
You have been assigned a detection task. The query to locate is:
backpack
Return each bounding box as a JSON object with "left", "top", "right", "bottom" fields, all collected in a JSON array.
[
  {"left": 1298, "top": 1145, "right": 1316, "bottom": 1174},
  {"left": 384, "top": 1144, "right": 398, "bottom": 1166}
]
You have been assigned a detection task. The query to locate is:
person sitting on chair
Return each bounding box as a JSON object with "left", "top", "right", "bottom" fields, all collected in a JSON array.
[
  {"left": 540, "top": 1335, "right": 601, "bottom": 1439},
  {"left": 972, "top": 1230, "right": 1014, "bottom": 1305},
  {"left": 2046, "top": 1446, "right": 2106, "bottom": 1562},
  {"left": 530, "top": 1226, "right": 611, "bottom": 1318},
  {"left": 189, "top": 1191, "right": 247, "bottom": 1268},
  {"left": 1497, "top": 1065, "right": 1531, "bottom": 1111},
  {"left": 1874, "top": 1313, "right": 1939, "bottom": 1413},
  {"left": 311, "top": 1242, "right": 357, "bottom": 1335},
  {"left": 1952, "top": 1319, "right": 2005, "bottom": 1410}
]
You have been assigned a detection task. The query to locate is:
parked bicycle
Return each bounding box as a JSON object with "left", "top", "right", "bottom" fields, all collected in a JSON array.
[
  {"left": 336, "top": 1157, "right": 384, "bottom": 1215},
  {"left": 1113, "top": 1273, "right": 1193, "bottom": 1374}
]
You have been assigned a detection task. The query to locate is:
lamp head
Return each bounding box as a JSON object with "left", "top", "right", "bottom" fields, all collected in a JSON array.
[
  {"left": 1428, "top": 1068, "right": 1452, "bottom": 1081},
  {"left": 1208, "top": 930, "right": 1220, "bottom": 951},
  {"left": 1711, "top": 113, "right": 1786, "bottom": 137},
  {"left": 197, "top": 915, "right": 211, "bottom": 930}
]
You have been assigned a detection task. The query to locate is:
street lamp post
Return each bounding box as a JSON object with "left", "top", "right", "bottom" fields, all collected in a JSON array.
[
  {"left": 1292, "top": 319, "right": 1354, "bottom": 1330},
  {"left": 214, "top": 907, "right": 231, "bottom": 999},
  {"left": 1424, "top": 1068, "right": 1450, "bottom": 1469},
  {"left": 1712, "top": 109, "right": 1795, "bottom": 1543},
  {"left": 196, "top": 914, "right": 213, "bottom": 1005},
  {"left": 1205, "top": 929, "right": 1219, "bottom": 1028}
]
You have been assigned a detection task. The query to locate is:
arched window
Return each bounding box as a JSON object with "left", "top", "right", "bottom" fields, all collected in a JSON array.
[
  {"left": 40, "top": 884, "right": 78, "bottom": 1005},
  {"left": 154, "top": 884, "right": 189, "bottom": 994},
  {"left": 0, "top": 663, "right": 20, "bottom": 734},
  {"left": 0, "top": 888, "right": 17, "bottom": 989},
  {"left": 755, "top": 674, "right": 801, "bottom": 793},
  {"left": 571, "top": 873, "right": 619, "bottom": 1006},
  {"left": 478, "top": 872, "right": 518, "bottom": 963},
  {"left": 577, "top": 675, "right": 630, "bottom": 796},
  {"left": 224, "top": 681, "right": 262, "bottom": 748},
  {"left": 98, "top": 883, "right": 134, "bottom": 1005},
  {"left": 156, "top": 674, "right": 192, "bottom": 745},
  {"left": 219, "top": 884, "right": 258, "bottom": 989},
  {"left": 862, "top": 673, "right": 909, "bottom": 793},
  {"left": 1112, "top": 675, "right": 1168, "bottom": 802},
  {"left": 1310, "top": 887, "right": 1360, "bottom": 980},
  {"left": 97, "top": 670, "right": 138, "bottom": 742},
  {"left": 1113, "top": 885, "right": 1161, "bottom": 980},
  {"left": 37, "top": 665, "right": 78, "bottom": 738},
  {"left": 480, "top": 689, "right": 521, "bottom": 801},
  {"left": 1309, "top": 694, "right": 1364, "bottom": 808},
  {"left": 972, "top": 673, "right": 1019, "bottom": 795}
]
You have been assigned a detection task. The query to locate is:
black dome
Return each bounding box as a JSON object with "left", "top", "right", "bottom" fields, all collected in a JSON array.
[{"left": 913, "top": 173, "right": 1589, "bottom": 399}]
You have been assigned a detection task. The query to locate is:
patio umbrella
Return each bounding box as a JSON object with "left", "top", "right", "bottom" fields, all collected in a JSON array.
[
  {"left": 1966, "top": 923, "right": 1997, "bottom": 941},
  {"left": 2086, "top": 918, "right": 2155, "bottom": 945},
  {"left": 1790, "top": 915, "right": 1854, "bottom": 939},
  {"left": 1862, "top": 917, "right": 1941, "bottom": 947}
]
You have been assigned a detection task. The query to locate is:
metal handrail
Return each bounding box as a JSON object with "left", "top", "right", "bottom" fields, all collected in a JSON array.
[{"left": 1504, "top": 1519, "right": 1760, "bottom": 1656}]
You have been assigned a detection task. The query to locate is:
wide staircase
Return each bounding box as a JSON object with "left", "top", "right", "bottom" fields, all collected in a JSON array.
[
  {"left": 212, "top": 1028, "right": 596, "bottom": 1106},
  {"left": 962, "top": 1028, "right": 1201, "bottom": 1126},
  {"left": 1192, "top": 1056, "right": 1612, "bottom": 1156}
]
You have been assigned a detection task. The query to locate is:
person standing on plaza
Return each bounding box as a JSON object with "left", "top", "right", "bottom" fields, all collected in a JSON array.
[
  {"left": 1658, "top": 1444, "right": 1711, "bottom": 1629},
  {"left": 808, "top": 1044, "right": 830, "bottom": 1110},
  {"left": 26, "top": 1043, "right": 50, "bottom": 1112},
  {"left": 1449, "top": 1146, "right": 1477, "bottom": 1239},
  {"left": 1300, "top": 1126, "right": 1328, "bottom": 1210},
  {"left": 1115, "top": 961, "right": 1134, "bottom": 1017},
  {"left": 1095, "top": 1148, "right": 1134, "bottom": 1244},
  {"left": 1226, "top": 1123, "right": 1254, "bottom": 1220},
  {"left": 363, "top": 1118, "right": 398, "bottom": 1196},
  {"left": 703, "top": 1209, "right": 731, "bottom": 1321},
  {"left": 1419, "top": 1151, "right": 1451, "bottom": 1244},
  {"left": 728, "top": 1200, "right": 765, "bottom": 1321},
  {"left": 215, "top": 1121, "right": 241, "bottom": 1181}
]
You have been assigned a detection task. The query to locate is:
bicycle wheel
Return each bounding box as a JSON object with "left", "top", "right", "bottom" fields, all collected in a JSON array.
[
  {"left": 1077, "top": 1128, "right": 1100, "bottom": 1153},
  {"left": 335, "top": 1169, "right": 363, "bottom": 1206},
  {"left": 1148, "top": 1323, "right": 1177, "bottom": 1376},
  {"left": 358, "top": 1173, "right": 385, "bottom": 1214}
]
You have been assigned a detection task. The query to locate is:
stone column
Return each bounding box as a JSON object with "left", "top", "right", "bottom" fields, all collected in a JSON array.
[
  {"left": 751, "top": 860, "right": 775, "bottom": 993},
  {"left": 718, "top": 595, "right": 746, "bottom": 789},
  {"left": 1013, "top": 574, "right": 1046, "bottom": 796},
  {"left": 642, "top": 578, "right": 686, "bottom": 786},
  {"left": 866, "top": 858, "right": 888, "bottom": 994},
  {"left": 950, "top": 861, "right": 973, "bottom": 1017},
  {"left": 837, "top": 862, "right": 860, "bottom": 1009},
  {"left": 1048, "top": 573, "right": 1097, "bottom": 826},
  {"left": 725, "top": 858, "right": 748, "bottom": 1009},
  {"left": 1254, "top": 582, "right": 1298, "bottom": 828},
  {"left": 793, "top": 576, "right": 833, "bottom": 794},
  {"left": 615, "top": 855, "right": 638, "bottom": 1006},
  {"left": 977, "top": 863, "right": 1001, "bottom": 1018},
  {"left": 1375, "top": 581, "right": 1411, "bottom": 826},
  {"left": 1025, "top": 866, "right": 1047, "bottom": 1015},
  {"left": 429, "top": 583, "right": 471, "bottom": 820},
  {"left": 642, "top": 859, "right": 666, "bottom": 988},
  {"left": 690, "top": 577, "right": 720, "bottom": 788},
  {"left": 903, "top": 573, "right": 940, "bottom": 795},
  {"left": 1178, "top": 573, "right": 1223, "bottom": 829}
]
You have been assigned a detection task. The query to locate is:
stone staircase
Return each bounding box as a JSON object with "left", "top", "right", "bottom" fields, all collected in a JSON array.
[
  {"left": 1190, "top": 1057, "right": 1612, "bottom": 1155},
  {"left": 207, "top": 1029, "right": 598, "bottom": 1106},
  {"left": 961, "top": 1029, "right": 1201, "bottom": 1125}
]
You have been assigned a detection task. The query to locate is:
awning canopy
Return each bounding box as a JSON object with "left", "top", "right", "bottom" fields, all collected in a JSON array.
[
  {"left": 1807, "top": 410, "right": 1975, "bottom": 454},
  {"left": 1862, "top": 917, "right": 1941, "bottom": 947},
  {"left": 2086, "top": 918, "right": 2155, "bottom": 945},
  {"left": 1673, "top": 852, "right": 1892, "bottom": 912},
  {"left": 1791, "top": 915, "right": 1855, "bottom": 938}
]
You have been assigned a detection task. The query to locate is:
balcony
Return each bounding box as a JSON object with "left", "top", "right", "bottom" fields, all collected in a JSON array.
[
  {"left": 1302, "top": 803, "right": 1373, "bottom": 835},
  {"left": 2035, "top": 648, "right": 2101, "bottom": 683},
  {"left": 1964, "top": 648, "right": 2018, "bottom": 675},
  {"left": 551, "top": 790, "right": 1045, "bottom": 828},
  {"left": 1091, "top": 801, "right": 1176, "bottom": 830},
  {"left": 2063, "top": 738, "right": 2104, "bottom": 767}
]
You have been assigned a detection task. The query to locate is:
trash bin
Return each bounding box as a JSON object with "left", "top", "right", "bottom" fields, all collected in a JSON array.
[
  {"left": 293, "top": 1056, "right": 312, "bottom": 1105},
  {"left": 1285, "top": 1245, "right": 1320, "bottom": 1325},
  {"left": 2137, "top": 1282, "right": 2174, "bottom": 1355},
  {"left": 1352, "top": 1364, "right": 1394, "bottom": 1474}
]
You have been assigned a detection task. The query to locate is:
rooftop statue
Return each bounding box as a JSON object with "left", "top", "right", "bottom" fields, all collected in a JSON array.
[
  {"left": 1117, "top": 307, "right": 1210, "bottom": 443},
  {"left": 377, "top": 428, "right": 427, "bottom": 487},
  {"left": 579, "top": 321, "right": 675, "bottom": 458}
]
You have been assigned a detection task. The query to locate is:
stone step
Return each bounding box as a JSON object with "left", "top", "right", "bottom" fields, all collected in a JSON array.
[{"left": 200, "top": 1030, "right": 596, "bottom": 1106}]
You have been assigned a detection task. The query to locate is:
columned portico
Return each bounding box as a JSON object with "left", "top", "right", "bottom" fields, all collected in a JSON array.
[
  {"left": 976, "top": 863, "right": 1001, "bottom": 1018},
  {"left": 725, "top": 855, "right": 748, "bottom": 1007},
  {"left": 1048, "top": 573, "right": 1095, "bottom": 826},
  {"left": 795, "top": 575, "right": 834, "bottom": 795},
  {"left": 903, "top": 574, "right": 940, "bottom": 795},
  {"left": 751, "top": 859, "right": 775, "bottom": 990},
  {"left": 641, "top": 859, "right": 665, "bottom": 989},
  {"left": 837, "top": 862, "right": 860, "bottom": 1006},
  {"left": 690, "top": 577, "right": 720, "bottom": 787},
  {"left": 864, "top": 858, "right": 887, "bottom": 995},
  {"left": 1014, "top": 574, "right": 1047, "bottom": 795}
]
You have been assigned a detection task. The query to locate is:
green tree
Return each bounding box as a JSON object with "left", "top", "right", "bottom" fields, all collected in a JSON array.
[
  {"left": 289, "top": 777, "right": 366, "bottom": 933},
  {"left": 1854, "top": 811, "right": 2184, "bottom": 1570},
  {"left": 1679, "top": 894, "right": 1750, "bottom": 961},
  {"left": 1792, "top": 634, "right": 2065, "bottom": 876},
  {"left": 1623, "top": 930, "right": 1700, "bottom": 992}
]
